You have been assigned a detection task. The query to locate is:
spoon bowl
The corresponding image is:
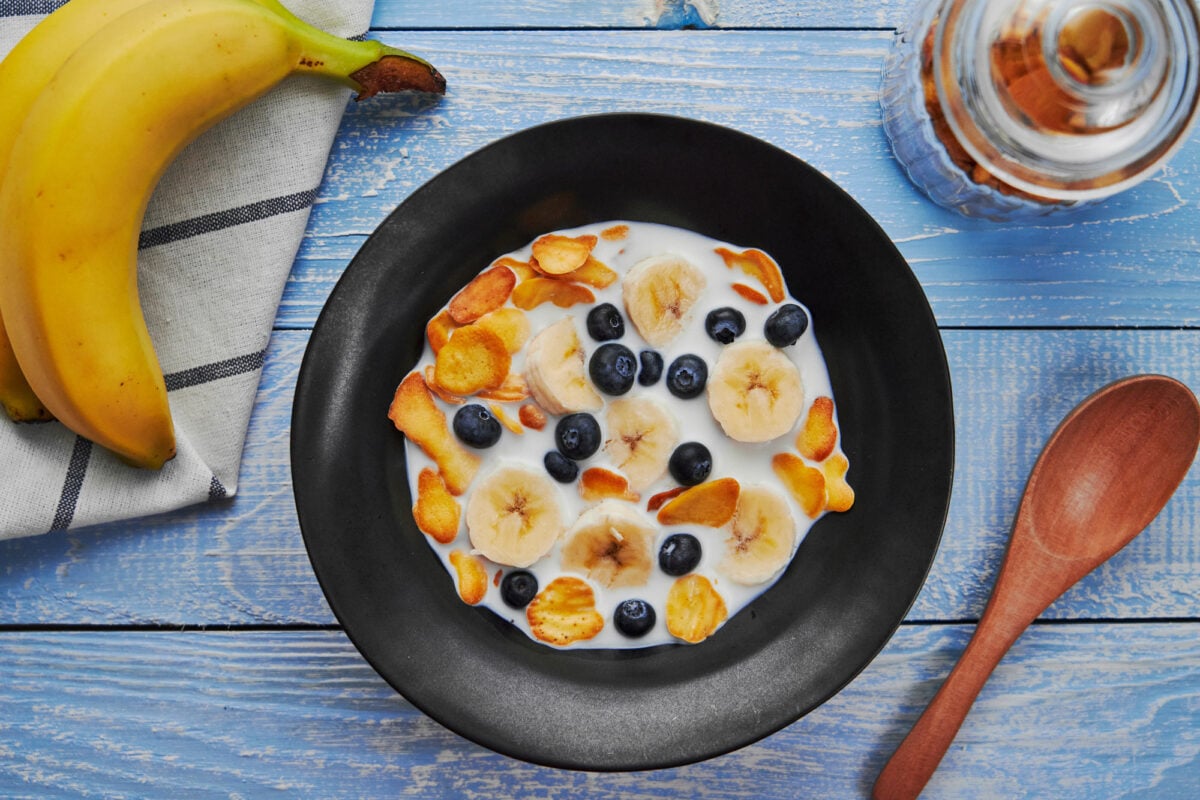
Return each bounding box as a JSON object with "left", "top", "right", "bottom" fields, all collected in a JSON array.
[
  {"left": 873, "top": 374, "right": 1200, "bottom": 800},
  {"left": 1024, "top": 376, "right": 1200, "bottom": 562}
]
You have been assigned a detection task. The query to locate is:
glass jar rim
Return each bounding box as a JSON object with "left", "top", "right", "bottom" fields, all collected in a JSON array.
[{"left": 933, "top": 0, "right": 1200, "bottom": 199}]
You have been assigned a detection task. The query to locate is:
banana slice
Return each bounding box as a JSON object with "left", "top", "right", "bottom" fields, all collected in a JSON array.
[
  {"left": 603, "top": 396, "right": 679, "bottom": 490},
  {"left": 522, "top": 317, "right": 603, "bottom": 415},
  {"left": 560, "top": 501, "right": 656, "bottom": 588},
  {"left": 719, "top": 485, "right": 796, "bottom": 585},
  {"left": 622, "top": 254, "right": 707, "bottom": 347},
  {"left": 707, "top": 340, "right": 804, "bottom": 443},
  {"left": 466, "top": 465, "right": 565, "bottom": 567}
]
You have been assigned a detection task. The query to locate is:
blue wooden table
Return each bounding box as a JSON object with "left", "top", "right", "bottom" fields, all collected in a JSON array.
[{"left": 3, "top": 1, "right": 1199, "bottom": 796}]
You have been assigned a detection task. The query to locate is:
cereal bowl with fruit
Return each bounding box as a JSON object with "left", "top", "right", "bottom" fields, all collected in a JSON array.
[
  {"left": 292, "top": 114, "right": 953, "bottom": 770},
  {"left": 391, "top": 221, "right": 855, "bottom": 650}
]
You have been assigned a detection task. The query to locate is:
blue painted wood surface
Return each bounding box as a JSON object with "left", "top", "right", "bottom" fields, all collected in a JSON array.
[{"left": 1, "top": 1, "right": 1199, "bottom": 797}]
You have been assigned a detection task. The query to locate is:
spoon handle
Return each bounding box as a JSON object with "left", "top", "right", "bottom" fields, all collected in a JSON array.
[{"left": 871, "top": 609, "right": 1028, "bottom": 800}]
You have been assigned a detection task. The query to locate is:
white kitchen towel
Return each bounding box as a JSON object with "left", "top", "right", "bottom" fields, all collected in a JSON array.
[{"left": 0, "top": 0, "right": 378, "bottom": 540}]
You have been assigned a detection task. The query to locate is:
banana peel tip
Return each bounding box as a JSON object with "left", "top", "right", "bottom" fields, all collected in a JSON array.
[{"left": 351, "top": 55, "right": 446, "bottom": 99}]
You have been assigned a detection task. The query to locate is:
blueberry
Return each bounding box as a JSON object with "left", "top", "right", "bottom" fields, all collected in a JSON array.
[
  {"left": 638, "top": 350, "right": 664, "bottom": 386},
  {"left": 668, "top": 442, "right": 713, "bottom": 486},
  {"left": 586, "top": 302, "right": 625, "bottom": 341},
  {"left": 666, "top": 354, "right": 708, "bottom": 399},
  {"left": 544, "top": 450, "right": 580, "bottom": 483},
  {"left": 589, "top": 343, "right": 637, "bottom": 395},
  {"left": 500, "top": 570, "right": 538, "bottom": 609},
  {"left": 451, "top": 403, "right": 502, "bottom": 448},
  {"left": 764, "top": 303, "right": 809, "bottom": 347},
  {"left": 659, "top": 533, "right": 702, "bottom": 576},
  {"left": 555, "top": 413, "right": 601, "bottom": 460},
  {"left": 613, "top": 598, "right": 656, "bottom": 638},
  {"left": 705, "top": 307, "right": 746, "bottom": 344}
]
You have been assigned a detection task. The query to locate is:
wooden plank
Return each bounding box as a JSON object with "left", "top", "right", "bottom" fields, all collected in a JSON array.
[
  {"left": 368, "top": 0, "right": 904, "bottom": 29},
  {"left": 285, "top": 30, "right": 1200, "bottom": 329},
  {"left": 0, "top": 329, "right": 1195, "bottom": 627},
  {"left": 0, "top": 624, "right": 1196, "bottom": 797},
  {"left": 916, "top": 329, "right": 1200, "bottom": 622}
]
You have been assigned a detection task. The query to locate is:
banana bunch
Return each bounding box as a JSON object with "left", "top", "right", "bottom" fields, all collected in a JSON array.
[{"left": 0, "top": 0, "right": 444, "bottom": 468}]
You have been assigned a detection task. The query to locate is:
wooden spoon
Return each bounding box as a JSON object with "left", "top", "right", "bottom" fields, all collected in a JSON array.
[{"left": 873, "top": 374, "right": 1200, "bottom": 800}]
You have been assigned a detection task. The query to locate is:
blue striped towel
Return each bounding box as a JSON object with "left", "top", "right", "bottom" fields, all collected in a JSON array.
[{"left": 0, "top": 0, "right": 375, "bottom": 539}]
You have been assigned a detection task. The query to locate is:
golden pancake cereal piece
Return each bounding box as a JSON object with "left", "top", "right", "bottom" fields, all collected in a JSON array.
[
  {"left": 822, "top": 452, "right": 855, "bottom": 513},
  {"left": 666, "top": 574, "right": 728, "bottom": 643},
  {"left": 561, "top": 501, "right": 655, "bottom": 589},
  {"left": 560, "top": 256, "right": 619, "bottom": 289},
  {"left": 388, "top": 373, "right": 480, "bottom": 495},
  {"left": 578, "top": 467, "right": 640, "bottom": 503},
  {"left": 493, "top": 256, "right": 537, "bottom": 282},
  {"left": 714, "top": 246, "right": 786, "bottom": 303},
  {"left": 797, "top": 396, "right": 838, "bottom": 462},
  {"left": 646, "top": 486, "right": 686, "bottom": 512},
  {"left": 423, "top": 365, "right": 466, "bottom": 405},
  {"left": 449, "top": 550, "right": 489, "bottom": 605},
  {"left": 413, "top": 467, "right": 461, "bottom": 544},
  {"left": 477, "top": 372, "right": 530, "bottom": 403},
  {"left": 518, "top": 403, "right": 547, "bottom": 431},
  {"left": 527, "top": 576, "right": 605, "bottom": 646},
  {"left": 511, "top": 277, "right": 596, "bottom": 311},
  {"left": 531, "top": 233, "right": 598, "bottom": 275},
  {"left": 426, "top": 308, "right": 460, "bottom": 355},
  {"left": 731, "top": 282, "right": 770, "bottom": 305},
  {"left": 772, "top": 452, "right": 827, "bottom": 519},
  {"left": 433, "top": 325, "right": 511, "bottom": 395},
  {"left": 488, "top": 402, "right": 524, "bottom": 435},
  {"left": 448, "top": 265, "right": 517, "bottom": 324},
  {"left": 601, "top": 224, "right": 629, "bottom": 241},
  {"left": 656, "top": 477, "right": 740, "bottom": 528},
  {"left": 474, "top": 307, "right": 530, "bottom": 354}
]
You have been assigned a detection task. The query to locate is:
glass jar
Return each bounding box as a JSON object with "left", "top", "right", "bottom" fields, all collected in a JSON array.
[{"left": 880, "top": 0, "right": 1200, "bottom": 219}]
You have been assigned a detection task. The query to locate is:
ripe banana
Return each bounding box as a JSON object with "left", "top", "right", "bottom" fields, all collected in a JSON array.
[
  {"left": 719, "top": 485, "right": 796, "bottom": 585},
  {"left": 603, "top": 396, "right": 678, "bottom": 490},
  {"left": 466, "top": 465, "right": 565, "bottom": 567},
  {"left": 0, "top": 0, "right": 330, "bottom": 422},
  {"left": 560, "top": 501, "right": 656, "bottom": 589},
  {"left": 707, "top": 340, "right": 805, "bottom": 443},
  {"left": 0, "top": 0, "right": 166, "bottom": 422},
  {"left": 523, "top": 317, "right": 602, "bottom": 415},
  {"left": 621, "top": 254, "right": 707, "bottom": 347},
  {"left": 0, "top": 0, "right": 444, "bottom": 467}
]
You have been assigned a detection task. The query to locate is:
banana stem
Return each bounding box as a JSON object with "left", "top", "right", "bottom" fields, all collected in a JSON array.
[
  {"left": 348, "top": 49, "right": 447, "bottom": 99},
  {"left": 271, "top": 3, "right": 445, "bottom": 98}
]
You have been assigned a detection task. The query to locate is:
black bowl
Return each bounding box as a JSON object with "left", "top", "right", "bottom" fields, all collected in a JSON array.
[{"left": 291, "top": 113, "right": 953, "bottom": 771}]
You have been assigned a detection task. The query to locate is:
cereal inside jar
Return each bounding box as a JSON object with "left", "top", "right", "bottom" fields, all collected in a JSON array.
[{"left": 879, "top": 0, "right": 1200, "bottom": 219}]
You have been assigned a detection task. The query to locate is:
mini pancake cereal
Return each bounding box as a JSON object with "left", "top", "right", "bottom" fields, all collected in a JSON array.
[{"left": 388, "top": 221, "right": 854, "bottom": 649}]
